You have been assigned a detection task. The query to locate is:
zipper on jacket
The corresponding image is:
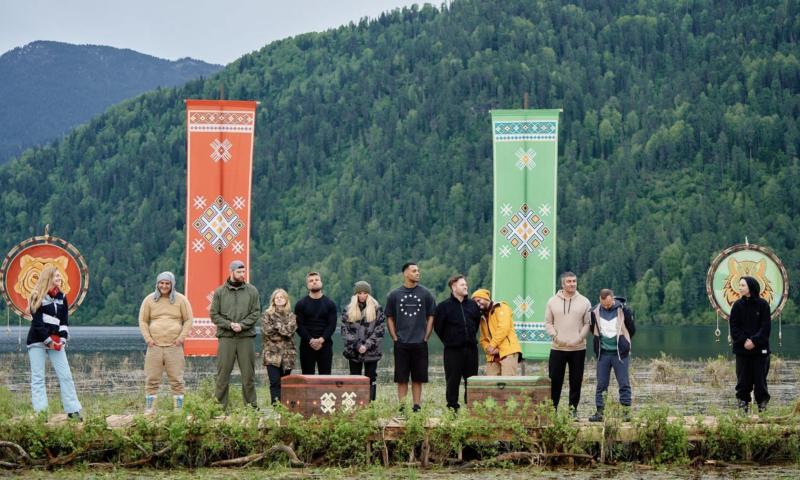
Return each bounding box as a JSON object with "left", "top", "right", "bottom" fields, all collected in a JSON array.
[{"left": 459, "top": 302, "right": 468, "bottom": 342}]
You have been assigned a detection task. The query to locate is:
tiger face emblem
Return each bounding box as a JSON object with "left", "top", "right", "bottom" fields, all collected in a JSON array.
[
  {"left": 722, "top": 258, "right": 773, "bottom": 307},
  {"left": 13, "top": 255, "right": 72, "bottom": 298}
]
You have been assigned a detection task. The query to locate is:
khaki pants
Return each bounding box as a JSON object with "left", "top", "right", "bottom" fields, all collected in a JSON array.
[
  {"left": 215, "top": 336, "right": 257, "bottom": 409},
  {"left": 144, "top": 345, "right": 185, "bottom": 395},
  {"left": 485, "top": 354, "right": 520, "bottom": 376}
]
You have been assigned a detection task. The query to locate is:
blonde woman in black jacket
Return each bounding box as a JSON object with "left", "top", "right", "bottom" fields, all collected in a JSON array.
[{"left": 341, "top": 281, "right": 385, "bottom": 401}]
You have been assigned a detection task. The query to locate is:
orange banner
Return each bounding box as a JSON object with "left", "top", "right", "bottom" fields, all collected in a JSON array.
[{"left": 184, "top": 100, "right": 257, "bottom": 356}]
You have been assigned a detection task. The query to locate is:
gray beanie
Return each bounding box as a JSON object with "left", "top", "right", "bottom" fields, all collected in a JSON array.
[
  {"left": 353, "top": 281, "right": 372, "bottom": 295},
  {"left": 153, "top": 271, "right": 176, "bottom": 304},
  {"left": 229, "top": 260, "right": 245, "bottom": 271}
]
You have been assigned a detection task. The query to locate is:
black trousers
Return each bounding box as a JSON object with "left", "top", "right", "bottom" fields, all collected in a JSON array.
[
  {"left": 349, "top": 360, "right": 379, "bottom": 401},
  {"left": 300, "top": 343, "right": 333, "bottom": 375},
  {"left": 735, "top": 354, "right": 770, "bottom": 404},
  {"left": 266, "top": 365, "right": 291, "bottom": 404},
  {"left": 548, "top": 349, "right": 586, "bottom": 409},
  {"left": 443, "top": 344, "right": 479, "bottom": 410}
]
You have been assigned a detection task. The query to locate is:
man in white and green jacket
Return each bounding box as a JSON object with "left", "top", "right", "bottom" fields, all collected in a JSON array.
[{"left": 588, "top": 288, "right": 636, "bottom": 422}]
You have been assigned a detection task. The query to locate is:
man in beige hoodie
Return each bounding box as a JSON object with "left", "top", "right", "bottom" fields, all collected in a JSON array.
[
  {"left": 544, "top": 271, "right": 591, "bottom": 419},
  {"left": 139, "top": 271, "right": 194, "bottom": 413}
]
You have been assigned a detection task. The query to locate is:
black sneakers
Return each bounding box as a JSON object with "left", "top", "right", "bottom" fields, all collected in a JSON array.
[{"left": 67, "top": 411, "right": 83, "bottom": 422}]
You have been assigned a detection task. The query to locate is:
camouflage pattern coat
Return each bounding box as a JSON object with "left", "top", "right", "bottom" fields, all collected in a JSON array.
[
  {"left": 261, "top": 309, "right": 297, "bottom": 370},
  {"left": 341, "top": 305, "right": 385, "bottom": 362}
]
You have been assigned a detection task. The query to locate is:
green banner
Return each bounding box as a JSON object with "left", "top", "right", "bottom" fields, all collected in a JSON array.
[{"left": 491, "top": 109, "right": 561, "bottom": 360}]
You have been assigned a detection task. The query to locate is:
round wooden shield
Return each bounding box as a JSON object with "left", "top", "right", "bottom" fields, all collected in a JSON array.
[
  {"left": 1, "top": 232, "right": 89, "bottom": 317},
  {"left": 706, "top": 243, "right": 789, "bottom": 320}
]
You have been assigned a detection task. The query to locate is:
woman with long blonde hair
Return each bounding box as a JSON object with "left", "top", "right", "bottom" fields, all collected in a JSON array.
[
  {"left": 26, "top": 266, "right": 82, "bottom": 419},
  {"left": 340, "top": 281, "right": 385, "bottom": 401},
  {"left": 260, "top": 288, "right": 297, "bottom": 404}
]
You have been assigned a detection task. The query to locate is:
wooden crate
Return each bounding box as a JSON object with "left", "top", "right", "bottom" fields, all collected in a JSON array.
[
  {"left": 281, "top": 374, "right": 370, "bottom": 417},
  {"left": 466, "top": 375, "right": 550, "bottom": 407}
]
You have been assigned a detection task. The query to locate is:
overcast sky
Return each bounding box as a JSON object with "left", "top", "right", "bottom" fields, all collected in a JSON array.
[{"left": 1, "top": 0, "right": 422, "bottom": 65}]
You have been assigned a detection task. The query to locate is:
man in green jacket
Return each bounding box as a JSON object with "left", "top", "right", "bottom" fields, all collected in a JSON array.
[{"left": 210, "top": 260, "right": 261, "bottom": 409}]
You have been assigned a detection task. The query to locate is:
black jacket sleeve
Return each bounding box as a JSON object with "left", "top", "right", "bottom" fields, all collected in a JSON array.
[
  {"left": 59, "top": 296, "right": 70, "bottom": 339},
  {"left": 728, "top": 302, "right": 746, "bottom": 347},
  {"left": 322, "top": 300, "right": 337, "bottom": 343},
  {"left": 432, "top": 302, "right": 445, "bottom": 340},
  {"left": 623, "top": 306, "right": 636, "bottom": 338}
]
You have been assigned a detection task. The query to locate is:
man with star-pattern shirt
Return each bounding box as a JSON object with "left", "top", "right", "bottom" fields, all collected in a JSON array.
[{"left": 386, "top": 262, "right": 436, "bottom": 413}]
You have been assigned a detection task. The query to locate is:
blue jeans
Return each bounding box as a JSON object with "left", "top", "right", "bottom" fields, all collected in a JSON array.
[
  {"left": 595, "top": 351, "right": 631, "bottom": 409},
  {"left": 28, "top": 345, "right": 82, "bottom": 414}
]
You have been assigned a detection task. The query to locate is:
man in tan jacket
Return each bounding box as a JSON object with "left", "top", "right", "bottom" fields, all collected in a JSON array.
[
  {"left": 544, "top": 271, "right": 591, "bottom": 419},
  {"left": 139, "top": 271, "right": 193, "bottom": 413}
]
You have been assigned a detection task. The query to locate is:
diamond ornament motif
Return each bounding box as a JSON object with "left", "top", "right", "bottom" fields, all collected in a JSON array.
[
  {"left": 192, "top": 196, "right": 245, "bottom": 253},
  {"left": 500, "top": 203, "right": 551, "bottom": 258}
]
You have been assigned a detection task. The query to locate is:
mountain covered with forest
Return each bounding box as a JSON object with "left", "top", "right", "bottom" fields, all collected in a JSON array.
[
  {"left": 0, "top": 0, "right": 798, "bottom": 325},
  {"left": 0, "top": 41, "right": 222, "bottom": 163}
]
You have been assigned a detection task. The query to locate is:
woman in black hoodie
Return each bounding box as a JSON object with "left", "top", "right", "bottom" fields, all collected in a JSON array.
[{"left": 728, "top": 276, "right": 771, "bottom": 413}]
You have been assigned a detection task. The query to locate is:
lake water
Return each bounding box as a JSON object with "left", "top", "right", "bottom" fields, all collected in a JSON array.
[{"left": 1, "top": 325, "right": 798, "bottom": 358}]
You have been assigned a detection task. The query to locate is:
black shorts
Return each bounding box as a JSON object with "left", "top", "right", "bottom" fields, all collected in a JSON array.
[{"left": 393, "top": 341, "right": 429, "bottom": 383}]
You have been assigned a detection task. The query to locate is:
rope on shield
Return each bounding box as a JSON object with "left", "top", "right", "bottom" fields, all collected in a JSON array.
[
  {"left": 714, "top": 314, "right": 721, "bottom": 343},
  {"left": 726, "top": 318, "right": 732, "bottom": 346},
  {"left": 778, "top": 313, "right": 782, "bottom": 348}
]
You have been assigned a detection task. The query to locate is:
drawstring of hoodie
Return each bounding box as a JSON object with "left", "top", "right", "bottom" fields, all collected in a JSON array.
[{"left": 562, "top": 297, "right": 572, "bottom": 314}]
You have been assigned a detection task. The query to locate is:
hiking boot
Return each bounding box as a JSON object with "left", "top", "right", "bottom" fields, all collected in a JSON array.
[
  {"left": 67, "top": 411, "right": 83, "bottom": 422},
  {"left": 588, "top": 410, "right": 604, "bottom": 422},
  {"left": 737, "top": 400, "right": 750, "bottom": 415},
  {"left": 757, "top": 401, "right": 768, "bottom": 413},
  {"left": 569, "top": 406, "right": 579, "bottom": 421},
  {"left": 173, "top": 395, "right": 184, "bottom": 410},
  {"left": 145, "top": 394, "right": 156, "bottom": 415},
  {"left": 621, "top": 407, "right": 632, "bottom": 422},
  {"left": 412, "top": 404, "right": 421, "bottom": 413}
]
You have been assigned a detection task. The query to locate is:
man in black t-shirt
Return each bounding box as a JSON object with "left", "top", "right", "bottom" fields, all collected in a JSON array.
[
  {"left": 294, "top": 271, "right": 338, "bottom": 375},
  {"left": 386, "top": 262, "right": 436, "bottom": 412}
]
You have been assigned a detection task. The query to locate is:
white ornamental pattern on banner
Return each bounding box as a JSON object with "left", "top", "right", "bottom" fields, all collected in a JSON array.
[
  {"left": 513, "top": 295, "right": 535, "bottom": 319},
  {"left": 210, "top": 139, "right": 233, "bottom": 163},
  {"left": 189, "top": 317, "right": 216, "bottom": 339},
  {"left": 515, "top": 147, "right": 537, "bottom": 170},
  {"left": 188, "top": 110, "right": 255, "bottom": 133},
  {"left": 499, "top": 203, "right": 550, "bottom": 259},
  {"left": 192, "top": 196, "right": 245, "bottom": 253}
]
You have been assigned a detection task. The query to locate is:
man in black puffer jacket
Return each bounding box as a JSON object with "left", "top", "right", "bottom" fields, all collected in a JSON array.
[
  {"left": 433, "top": 274, "right": 481, "bottom": 411},
  {"left": 729, "top": 275, "right": 772, "bottom": 413}
]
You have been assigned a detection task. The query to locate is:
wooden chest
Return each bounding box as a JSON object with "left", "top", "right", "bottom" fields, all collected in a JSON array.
[
  {"left": 281, "top": 374, "right": 370, "bottom": 417},
  {"left": 466, "top": 376, "right": 551, "bottom": 407}
]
